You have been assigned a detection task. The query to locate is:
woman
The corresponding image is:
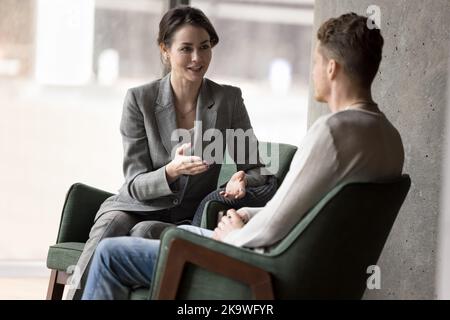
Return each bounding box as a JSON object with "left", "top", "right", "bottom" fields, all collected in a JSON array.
[{"left": 67, "top": 6, "right": 277, "bottom": 299}]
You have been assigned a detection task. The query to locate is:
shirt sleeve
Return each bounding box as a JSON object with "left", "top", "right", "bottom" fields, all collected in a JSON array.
[
  {"left": 120, "top": 89, "right": 175, "bottom": 201},
  {"left": 223, "top": 117, "right": 341, "bottom": 248}
]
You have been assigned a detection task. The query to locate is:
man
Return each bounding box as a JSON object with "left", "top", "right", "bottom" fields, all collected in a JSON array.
[{"left": 82, "top": 12, "right": 404, "bottom": 299}]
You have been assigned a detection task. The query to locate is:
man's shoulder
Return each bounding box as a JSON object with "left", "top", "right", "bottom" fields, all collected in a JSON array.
[
  {"left": 323, "top": 109, "right": 390, "bottom": 130},
  {"left": 309, "top": 112, "right": 336, "bottom": 132},
  {"left": 309, "top": 110, "right": 389, "bottom": 141}
]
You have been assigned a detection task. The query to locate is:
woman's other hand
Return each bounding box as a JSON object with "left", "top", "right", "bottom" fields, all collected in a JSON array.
[
  {"left": 165, "top": 143, "right": 209, "bottom": 183},
  {"left": 220, "top": 170, "right": 247, "bottom": 199}
]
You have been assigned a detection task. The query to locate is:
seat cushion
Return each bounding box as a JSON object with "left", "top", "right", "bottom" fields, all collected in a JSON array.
[{"left": 47, "top": 242, "right": 85, "bottom": 271}]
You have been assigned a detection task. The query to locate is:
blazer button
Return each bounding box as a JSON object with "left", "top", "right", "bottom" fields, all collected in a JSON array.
[{"left": 173, "top": 198, "right": 179, "bottom": 205}]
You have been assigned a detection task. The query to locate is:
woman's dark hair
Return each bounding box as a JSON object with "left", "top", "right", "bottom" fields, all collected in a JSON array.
[
  {"left": 157, "top": 6, "right": 219, "bottom": 48},
  {"left": 317, "top": 12, "right": 384, "bottom": 88}
]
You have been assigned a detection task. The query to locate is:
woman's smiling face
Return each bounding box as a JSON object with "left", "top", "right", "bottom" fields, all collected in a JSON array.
[{"left": 162, "top": 24, "right": 212, "bottom": 83}]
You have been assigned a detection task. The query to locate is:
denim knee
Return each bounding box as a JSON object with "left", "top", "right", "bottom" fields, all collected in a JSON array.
[
  {"left": 95, "top": 238, "right": 118, "bottom": 264},
  {"left": 129, "top": 221, "right": 175, "bottom": 239}
]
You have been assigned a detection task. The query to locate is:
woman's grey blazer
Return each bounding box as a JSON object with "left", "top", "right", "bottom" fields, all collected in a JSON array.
[{"left": 95, "top": 73, "right": 267, "bottom": 221}]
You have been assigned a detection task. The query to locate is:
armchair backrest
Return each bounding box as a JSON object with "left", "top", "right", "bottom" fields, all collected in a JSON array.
[
  {"left": 266, "top": 174, "right": 411, "bottom": 299},
  {"left": 56, "top": 183, "right": 113, "bottom": 243}
]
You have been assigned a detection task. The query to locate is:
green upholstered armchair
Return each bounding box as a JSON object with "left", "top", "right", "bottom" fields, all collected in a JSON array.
[
  {"left": 150, "top": 175, "right": 411, "bottom": 299},
  {"left": 46, "top": 142, "right": 298, "bottom": 299}
]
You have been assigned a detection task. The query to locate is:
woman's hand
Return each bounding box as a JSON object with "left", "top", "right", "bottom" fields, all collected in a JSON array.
[
  {"left": 165, "top": 143, "right": 209, "bottom": 183},
  {"left": 213, "top": 209, "right": 245, "bottom": 241},
  {"left": 220, "top": 171, "right": 247, "bottom": 199}
]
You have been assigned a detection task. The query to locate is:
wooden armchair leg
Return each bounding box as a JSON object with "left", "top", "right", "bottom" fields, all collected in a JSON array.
[{"left": 46, "top": 270, "right": 66, "bottom": 300}]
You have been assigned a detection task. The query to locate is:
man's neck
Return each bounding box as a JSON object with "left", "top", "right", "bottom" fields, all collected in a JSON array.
[{"left": 328, "top": 82, "right": 375, "bottom": 113}]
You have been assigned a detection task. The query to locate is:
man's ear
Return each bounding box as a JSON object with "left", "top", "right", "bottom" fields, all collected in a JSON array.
[{"left": 327, "top": 59, "right": 338, "bottom": 81}]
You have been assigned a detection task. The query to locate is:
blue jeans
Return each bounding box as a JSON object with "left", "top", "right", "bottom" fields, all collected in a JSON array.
[{"left": 81, "top": 225, "right": 213, "bottom": 300}]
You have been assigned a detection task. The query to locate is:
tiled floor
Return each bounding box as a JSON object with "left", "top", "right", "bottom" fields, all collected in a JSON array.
[{"left": 0, "top": 277, "right": 49, "bottom": 300}]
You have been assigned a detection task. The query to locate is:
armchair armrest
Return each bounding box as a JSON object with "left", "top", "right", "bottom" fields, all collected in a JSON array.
[
  {"left": 151, "top": 228, "right": 274, "bottom": 300},
  {"left": 56, "top": 183, "right": 113, "bottom": 243},
  {"left": 200, "top": 200, "right": 232, "bottom": 229}
]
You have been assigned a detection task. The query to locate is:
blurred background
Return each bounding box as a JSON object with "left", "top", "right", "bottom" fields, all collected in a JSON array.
[{"left": 0, "top": 0, "right": 314, "bottom": 299}]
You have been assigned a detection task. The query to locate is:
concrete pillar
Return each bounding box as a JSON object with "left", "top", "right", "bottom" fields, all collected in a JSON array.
[
  {"left": 438, "top": 58, "right": 450, "bottom": 299},
  {"left": 307, "top": 0, "right": 450, "bottom": 299}
]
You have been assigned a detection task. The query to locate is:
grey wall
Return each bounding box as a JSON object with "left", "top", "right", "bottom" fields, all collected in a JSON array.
[
  {"left": 308, "top": 0, "right": 450, "bottom": 299},
  {"left": 438, "top": 58, "right": 450, "bottom": 299}
]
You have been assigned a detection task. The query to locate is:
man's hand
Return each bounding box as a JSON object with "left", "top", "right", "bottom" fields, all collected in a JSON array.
[
  {"left": 213, "top": 209, "right": 245, "bottom": 241},
  {"left": 165, "top": 143, "right": 209, "bottom": 183},
  {"left": 235, "top": 208, "right": 250, "bottom": 224},
  {"left": 220, "top": 171, "right": 247, "bottom": 199}
]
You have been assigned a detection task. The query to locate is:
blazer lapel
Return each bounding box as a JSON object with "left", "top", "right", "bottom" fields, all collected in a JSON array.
[
  {"left": 155, "top": 73, "right": 178, "bottom": 157},
  {"left": 155, "top": 75, "right": 217, "bottom": 159},
  {"left": 193, "top": 79, "right": 216, "bottom": 157}
]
